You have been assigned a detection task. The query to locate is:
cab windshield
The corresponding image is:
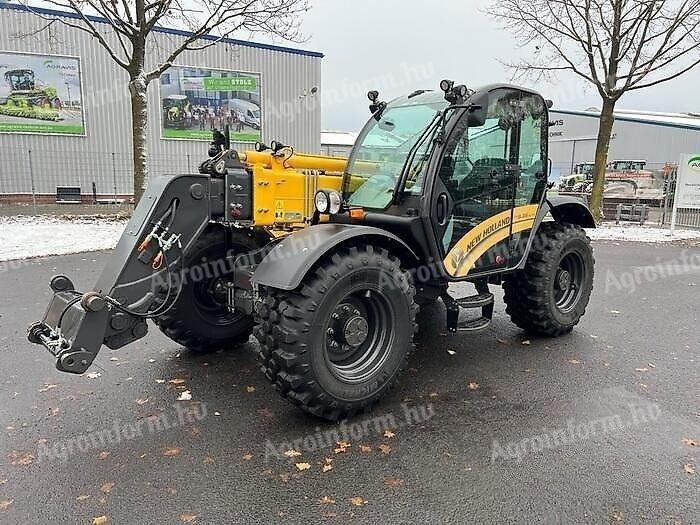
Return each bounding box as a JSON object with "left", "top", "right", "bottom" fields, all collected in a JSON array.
[{"left": 344, "top": 92, "right": 448, "bottom": 209}]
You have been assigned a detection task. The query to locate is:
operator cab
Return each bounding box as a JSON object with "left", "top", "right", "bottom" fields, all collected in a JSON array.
[{"left": 335, "top": 82, "right": 550, "bottom": 282}]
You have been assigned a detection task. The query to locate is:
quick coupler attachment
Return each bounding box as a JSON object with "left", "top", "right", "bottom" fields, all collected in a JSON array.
[{"left": 26, "top": 275, "right": 110, "bottom": 374}]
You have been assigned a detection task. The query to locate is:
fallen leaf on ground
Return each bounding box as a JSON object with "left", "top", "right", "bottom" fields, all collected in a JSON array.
[
  {"left": 334, "top": 441, "right": 351, "bottom": 454},
  {"left": 169, "top": 379, "right": 187, "bottom": 385},
  {"left": 468, "top": 382, "right": 480, "bottom": 391},
  {"left": 359, "top": 445, "right": 372, "bottom": 453},
  {"left": 349, "top": 496, "right": 367, "bottom": 507},
  {"left": 384, "top": 477, "right": 404, "bottom": 487},
  {"left": 322, "top": 463, "right": 333, "bottom": 473},
  {"left": 9, "top": 452, "right": 34, "bottom": 466},
  {"left": 76, "top": 495, "right": 90, "bottom": 502},
  {"left": 242, "top": 453, "right": 252, "bottom": 461},
  {"left": 683, "top": 463, "right": 695, "bottom": 475},
  {"left": 92, "top": 516, "right": 107, "bottom": 525},
  {"left": 177, "top": 390, "right": 192, "bottom": 401},
  {"left": 98, "top": 451, "right": 110, "bottom": 460},
  {"left": 245, "top": 386, "right": 256, "bottom": 393},
  {"left": 0, "top": 500, "right": 12, "bottom": 510},
  {"left": 319, "top": 496, "right": 335, "bottom": 505},
  {"left": 179, "top": 513, "right": 197, "bottom": 523},
  {"left": 136, "top": 398, "right": 149, "bottom": 406},
  {"left": 383, "top": 430, "right": 395, "bottom": 438},
  {"left": 100, "top": 482, "right": 114, "bottom": 494},
  {"left": 569, "top": 359, "right": 582, "bottom": 364},
  {"left": 682, "top": 437, "right": 697, "bottom": 447},
  {"left": 38, "top": 384, "right": 58, "bottom": 393},
  {"left": 163, "top": 447, "right": 181, "bottom": 457},
  {"left": 283, "top": 449, "right": 302, "bottom": 458},
  {"left": 295, "top": 462, "right": 311, "bottom": 471},
  {"left": 378, "top": 444, "right": 392, "bottom": 455}
]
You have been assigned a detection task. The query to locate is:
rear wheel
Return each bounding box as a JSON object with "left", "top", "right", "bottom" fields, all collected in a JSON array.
[
  {"left": 154, "top": 227, "right": 262, "bottom": 352},
  {"left": 503, "top": 222, "right": 594, "bottom": 336},
  {"left": 255, "top": 245, "right": 418, "bottom": 421}
]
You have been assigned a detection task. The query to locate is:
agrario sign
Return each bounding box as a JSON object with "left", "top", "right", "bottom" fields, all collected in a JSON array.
[{"left": 674, "top": 154, "right": 700, "bottom": 209}]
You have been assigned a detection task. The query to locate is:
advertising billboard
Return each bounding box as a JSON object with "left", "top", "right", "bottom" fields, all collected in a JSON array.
[
  {"left": 0, "top": 51, "right": 85, "bottom": 136},
  {"left": 675, "top": 154, "right": 700, "bottom": 209},
  {"left": 159, "top": 66, "right": 261, "bottom": 142}
]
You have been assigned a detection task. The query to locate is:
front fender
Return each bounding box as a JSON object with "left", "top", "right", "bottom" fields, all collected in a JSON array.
[{"left": 252, "top": 223, "right": 418, "bottom": 290}]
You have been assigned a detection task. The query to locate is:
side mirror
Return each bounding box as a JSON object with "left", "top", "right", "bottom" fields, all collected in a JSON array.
[{"left": 467, "top": 104, "right": 486, "bottom": 127}]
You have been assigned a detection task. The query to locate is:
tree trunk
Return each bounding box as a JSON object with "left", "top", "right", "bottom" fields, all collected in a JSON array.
[
  {"left": 129, "top": 74, "right": 149, "bottom": 204},
  {"left": 589, "top": 98, "right": 616, "bottom": 223}
]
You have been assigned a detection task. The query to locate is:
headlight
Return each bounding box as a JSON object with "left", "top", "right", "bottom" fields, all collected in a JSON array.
[
  {"left": 314, "top": 190, "right": 329, "bottom": 213},
  {"left": 328, "top": 191, "right": 342, "bottom": 214}
]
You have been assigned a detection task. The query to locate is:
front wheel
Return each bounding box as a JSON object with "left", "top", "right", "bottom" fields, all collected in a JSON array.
[
  {"left": 154, "top": 227, "right": 263, "bottom": 352},
  {"left": 503, "top": 222, "right": 594, "bottom": 336},
  {"left": 255, "top": 245, "right": 418, "bottom": 421}
]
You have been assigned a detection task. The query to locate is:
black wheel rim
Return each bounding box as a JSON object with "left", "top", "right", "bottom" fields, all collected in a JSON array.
[
  {"left": 323, "top": 288, "right": 395, "bottom": 384},
  {"left": 190, "top": 243, "right": 247, "bottom": 326},
  {"left": 554, "top": 251, "right": 585, "bottom": 313}
]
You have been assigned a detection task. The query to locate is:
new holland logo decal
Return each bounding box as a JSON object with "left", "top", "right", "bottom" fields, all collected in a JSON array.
[{"left": 444, "top": 204, "right": 539, "bottom": 277}]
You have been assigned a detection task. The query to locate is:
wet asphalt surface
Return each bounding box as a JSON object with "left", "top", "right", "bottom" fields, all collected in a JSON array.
[{"left": 0, "top": 240, "right": 698, "bottom": 524}]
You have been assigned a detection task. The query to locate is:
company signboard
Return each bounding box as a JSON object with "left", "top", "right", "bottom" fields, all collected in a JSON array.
[
  {"left": 675, "top": 154, "right": 700, "bottom": 209},
  {"left": 0, "top": 51, "right": 85, "bottom": 136},
  {"left": 159, "top": 66, "right": 262, "bottom": 142}
]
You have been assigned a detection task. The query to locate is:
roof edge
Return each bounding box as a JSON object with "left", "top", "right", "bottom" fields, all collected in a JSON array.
[
  {"left": 551, "top": 108, "right": 700, "bottom": 132},
  {"left": 0, "top": 1, "right": 324, "bottom": 58}
]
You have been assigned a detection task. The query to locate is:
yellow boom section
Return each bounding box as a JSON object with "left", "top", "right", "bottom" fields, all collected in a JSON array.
[{"left": 240, "top": 149, "right": 374, "bottom": 227}]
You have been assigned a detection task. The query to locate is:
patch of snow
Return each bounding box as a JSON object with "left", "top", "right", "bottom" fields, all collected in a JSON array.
[
  {"left": 586, "top": 223, "right": 700, "bottom": 243},
  {"left": 0, "top": 216, "right": 127, "bottom": 261}
]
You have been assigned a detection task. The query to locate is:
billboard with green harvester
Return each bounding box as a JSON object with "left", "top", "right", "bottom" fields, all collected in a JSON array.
[{"left": 0, "top": 51, "right": 85, "bottom": 136}]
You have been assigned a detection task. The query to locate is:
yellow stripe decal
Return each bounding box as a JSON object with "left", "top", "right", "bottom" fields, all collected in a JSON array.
[{"left": 444, "top": 204, "right": 539, "bottom": 277}]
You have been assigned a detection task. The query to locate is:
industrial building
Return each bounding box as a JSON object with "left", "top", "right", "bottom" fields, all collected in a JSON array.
[
  {"left": 320, "top": 130, "right": 357, "bottom": 157},
  {"left": 0, "top": 1, "right": 322, "bottom": 202},
  {"left": 548, "top": 107, "right": 700, "bottom": 180}
]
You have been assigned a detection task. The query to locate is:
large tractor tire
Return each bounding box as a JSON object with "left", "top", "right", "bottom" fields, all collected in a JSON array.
[
  {"left": 502, "top": 222, "right": 594, "bottom": 336},
  {"left": 154, "top": 227, "right": 262, "bottom": 353},
  {"left": 255, "top": 245, "right": 418, "bottom": 421}
]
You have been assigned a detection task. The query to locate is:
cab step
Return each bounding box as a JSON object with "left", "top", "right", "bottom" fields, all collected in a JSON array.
[{"left": 441, "top": 280, "right": 494, "bottom": 333}]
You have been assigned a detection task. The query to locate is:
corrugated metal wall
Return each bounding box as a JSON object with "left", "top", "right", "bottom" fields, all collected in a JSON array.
[
  {"left": 549, "top": 110, "right": 700, "bottom": 177},
  {"left": 0, "top": 5, "right": 322, "bottom": 195}
]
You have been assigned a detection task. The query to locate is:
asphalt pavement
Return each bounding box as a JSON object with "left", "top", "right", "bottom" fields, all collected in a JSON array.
[{"left": 0, "top": 240, "right": 698, "bottom": 524}]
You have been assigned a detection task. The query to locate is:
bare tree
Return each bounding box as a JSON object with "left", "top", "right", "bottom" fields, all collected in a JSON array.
[
  {"left": 21, "top": 0, "right": 309, "bottom": 203},
  {"left": 487, "top": 0, "right": 700, "bottom": 221}
]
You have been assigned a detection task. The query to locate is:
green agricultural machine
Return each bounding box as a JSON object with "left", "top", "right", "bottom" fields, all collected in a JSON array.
[{"left": 0, "top": 69, "right": 61, "bottom": 121}]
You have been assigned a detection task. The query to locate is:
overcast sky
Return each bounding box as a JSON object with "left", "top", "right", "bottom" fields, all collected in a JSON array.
[{"left": 300, "top": 0, "right": 700, "bottom": 132}]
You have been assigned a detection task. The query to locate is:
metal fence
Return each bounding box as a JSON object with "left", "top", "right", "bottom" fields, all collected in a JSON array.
[{"left": 0, "top": 146, "right": 208, "bottom": 215}]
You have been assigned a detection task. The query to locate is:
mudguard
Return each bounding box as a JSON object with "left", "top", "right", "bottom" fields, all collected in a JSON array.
[
  {"left": 545, "top": 195, "right": 596, "bottom": 228},
  {"left": 252, "top": 223, "right": 419, "bottom": 290}
]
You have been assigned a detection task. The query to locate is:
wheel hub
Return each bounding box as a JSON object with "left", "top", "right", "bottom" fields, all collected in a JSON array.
[
  {"left": 343, "top": 316, "right": 369, "bottom": 347},
  {"left": 556, "top": 269, "right": 572, "bottom": 291}
]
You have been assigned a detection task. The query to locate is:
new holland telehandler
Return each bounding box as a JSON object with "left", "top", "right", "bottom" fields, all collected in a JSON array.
[{"left": 28, "top": 81, "right": 595, "bottom": 421}]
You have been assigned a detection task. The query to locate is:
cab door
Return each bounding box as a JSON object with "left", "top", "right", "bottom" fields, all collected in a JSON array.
[{"left": 431, "top": 87, "right": 523, "bottom": 279}]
